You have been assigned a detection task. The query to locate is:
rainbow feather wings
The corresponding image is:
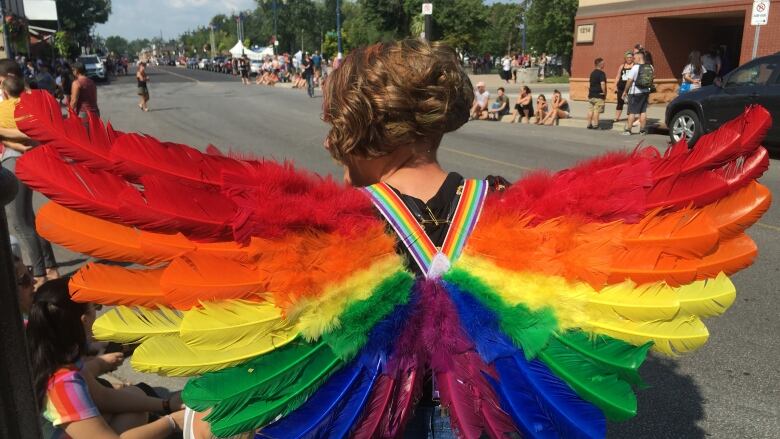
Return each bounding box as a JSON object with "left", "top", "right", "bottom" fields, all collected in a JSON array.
[{"left": 14, "top": 90, "right": 771, "bottom": 438}]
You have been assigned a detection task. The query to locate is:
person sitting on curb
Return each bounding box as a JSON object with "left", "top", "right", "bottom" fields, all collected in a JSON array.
[
  {"left": 542, "top": 89, "right": 570, "bottom": 125},
  {"left": 487, "top": 87, "right": 510, "bottom": 121},
  {"left": 469, "top": 81, "right": 490, "bottom": 120},
  {"left": 534, "top": 94, "right": 548, "bottom": 125},
  {"left": 511, "top": 86, "right": 533, "bottom": 123}
]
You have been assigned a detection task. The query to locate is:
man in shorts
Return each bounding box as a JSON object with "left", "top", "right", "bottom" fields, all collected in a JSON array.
[
  {"left": 622, "top": 50, "right": 651, "bottom": 135},
  {"left": 586, "top": 57, "right": 606, "bottom": 130}
]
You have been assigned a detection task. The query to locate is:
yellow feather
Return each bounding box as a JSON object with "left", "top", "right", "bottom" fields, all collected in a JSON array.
[
  {"left": 587, "top": 315, "right": 709, "bottom": 355},
  {"left": 92, "top": 306, "right": 182, "bottom": 343},
  {"left": 179, "top": 300, "right": 289, "bottom": 350},
  {"left": 131, "top": 324, "right": 299, "bottom": 376},
  {"left": 459, "top": 255, "right": 596, "bottom": 329},
  {"left": 291, "top": 255, "right": 403, "bottom": 341},
  {"left": 586, "top": 281, "right": 680, "bottom": 321},
  {"left": 674, "top": 272, "right": 736, "bottom": 318}
]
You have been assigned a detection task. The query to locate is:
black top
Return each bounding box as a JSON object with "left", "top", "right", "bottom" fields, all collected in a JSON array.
[
  {"left": 137, "top": 75, "right": 147, "bottom": 88},
  {"left": 389, "top": 172, "right": 464, "bottom": 277},
  {"left": 588, "top": 68, "right": 607, "bottom": 99},
  {"left": 302, "top": 59, "right": 313, "bottom": 77}
]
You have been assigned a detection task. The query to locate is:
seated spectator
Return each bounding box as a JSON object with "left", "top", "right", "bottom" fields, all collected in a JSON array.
[
  {"left": 27, "top": 278, "right": 186, "bottom": 438},
  {"left": 487, "top": 87, "right": 510, "bottom": 121},
  {"left": 534, "top": 94, "right": 548, "bottom": 125},
  {"left": 511, "top": 86, "right": 533, "bottom": 123},
  {"left": 542, "top": 89, "right": 570, "bottom": 125},
  {"left": 470, "top": 81, "right": 489, "bottom": 120}
]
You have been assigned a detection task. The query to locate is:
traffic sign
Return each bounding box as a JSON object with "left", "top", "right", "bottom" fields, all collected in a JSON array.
[
  {"left": 752, "top": 0, "right": 770, "bottom": 26},
  {"left": 422, "top": 3, "right": 433, "bottom": 15}
]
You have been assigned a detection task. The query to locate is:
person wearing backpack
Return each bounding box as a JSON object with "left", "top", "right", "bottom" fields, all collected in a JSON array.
[{"left": 621, "top": 50, "right": 654, "bottom": 136}]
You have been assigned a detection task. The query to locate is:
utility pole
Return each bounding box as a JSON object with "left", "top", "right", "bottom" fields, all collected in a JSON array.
[
  {"left": 210, "top": 24, "right": 216, "bottom": 58},
  {"left": 273, "top": 0, "right": 278, "bottom": 54},
  {"left": 336, "top": 0, "right": 342, "bottom": 58}
]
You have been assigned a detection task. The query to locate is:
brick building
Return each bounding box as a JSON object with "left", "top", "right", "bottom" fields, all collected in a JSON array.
[{"left": 570, "top": 0, "right": 780, "bottom": 103}]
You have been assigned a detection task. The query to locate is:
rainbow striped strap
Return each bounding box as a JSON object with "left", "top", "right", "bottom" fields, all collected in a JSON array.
[{"left": 362, "top": 179, "right": 488, "bottom": 276}]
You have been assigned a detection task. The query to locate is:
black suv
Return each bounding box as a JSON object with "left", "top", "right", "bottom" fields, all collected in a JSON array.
[{"left": 665, "top": 53, "right": 780, "bottom": 147}]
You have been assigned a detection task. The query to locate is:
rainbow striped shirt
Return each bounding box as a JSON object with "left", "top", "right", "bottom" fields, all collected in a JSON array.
[{"left": 41, "top": 365, "right": 100, "bottom": 438}]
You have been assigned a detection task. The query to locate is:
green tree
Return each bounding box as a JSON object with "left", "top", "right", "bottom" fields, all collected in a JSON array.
[
  {"left": 105, "top": 35, "right": 129, "bottom": 55},
  {"left": 57, "top": 0, "right": 112, "bottom": 50},
  {"left": 525, "top": 0, "right": 577, "bottom": 57},
  {"left": 478, "top": 2, "right": 523, "bottom": 55}
]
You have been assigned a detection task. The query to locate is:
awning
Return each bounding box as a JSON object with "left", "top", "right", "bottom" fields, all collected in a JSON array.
[{"left": 28, "top": 25, "right": 57, "bottom": 35}]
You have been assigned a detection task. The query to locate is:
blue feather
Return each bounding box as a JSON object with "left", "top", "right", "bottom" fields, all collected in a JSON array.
[
  {"left": 258, "top": 351, "right": 381, "bottom": 439},
  {"left": 256, "top": 293, "right": 418, "bottom": 439},
  {"left": 444, "top": 282, "right": 606, "bottom": 439}
]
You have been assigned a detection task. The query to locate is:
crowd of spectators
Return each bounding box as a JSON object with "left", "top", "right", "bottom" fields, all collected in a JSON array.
[
  {"left": 472, "top": 81, "right": 571, "bottom": 127},
  {"left": 469, "top": 52, "right": 560, "bottom": 82},
  {"left": 226, "top": 51, "right": 331, "bottom": 98}
]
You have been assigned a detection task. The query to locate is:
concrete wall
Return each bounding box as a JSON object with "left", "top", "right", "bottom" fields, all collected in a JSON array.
[{"left": 571, "top": 0, "right": 780, "bottom": 102}]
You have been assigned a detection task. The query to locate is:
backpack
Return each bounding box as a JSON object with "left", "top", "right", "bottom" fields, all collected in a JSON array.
[{"left": 635, "top": 64, "right": 655, "bottom": 90}]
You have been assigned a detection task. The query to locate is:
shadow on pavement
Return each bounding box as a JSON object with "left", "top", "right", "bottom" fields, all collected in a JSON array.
[{"left": 609, "top": 355, "right": 705, "bottom": 439}]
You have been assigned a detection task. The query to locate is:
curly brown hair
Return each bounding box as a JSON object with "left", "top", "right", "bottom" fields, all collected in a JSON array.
[{"left": 323, "top": 39, "right": 473, "bottom": 163}]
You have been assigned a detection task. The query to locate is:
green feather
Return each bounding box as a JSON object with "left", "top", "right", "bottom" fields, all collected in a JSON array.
[
  {"left": 183, "top": 339, "right": 342, "bottom": 437},
  {"left": 554, "top": 330, "right": 651, "bottom": 386},
  {"left": 181, "top": 271, "right": 415, "bottom": 437},
  {"left": 323, "top": 270, "right": 414, "bottom": 358},
  {"left": 444, "top": 268, "right": 557, "bottom": 358},
  {"left": 538, "top": 336, "right": 638, "bottom": 421}
]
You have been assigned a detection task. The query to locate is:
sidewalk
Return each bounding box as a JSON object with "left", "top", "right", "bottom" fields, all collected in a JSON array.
[{"left": 468, "top": 73, "right": 668, "bottom": 134}]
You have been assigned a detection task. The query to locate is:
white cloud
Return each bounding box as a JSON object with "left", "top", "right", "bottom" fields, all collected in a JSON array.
[{"left": 95, "top": 0, "right": 255, "bottom": 40}]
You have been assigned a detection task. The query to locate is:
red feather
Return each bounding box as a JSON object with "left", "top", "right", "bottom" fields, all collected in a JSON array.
[
  {"left": 109, "top": 134, "right": 250, "bottom": 186},
  {"left": 646, "top": 146, "right": 769, "bottom": 210},
  {"left": 119, "top": 175, "right": 237, "bottom": 242},
  {"left": 224, "top": 162, "right": 378, "bottom": 240},
  {"left": 16, "top": 146, "right": 130, "bottom": 220},
  {"left": 14, "top": 90, "right": 113, "bottom": 168},
  {"left": 436, "top": 352, "right": 519, "bottom": 439}
]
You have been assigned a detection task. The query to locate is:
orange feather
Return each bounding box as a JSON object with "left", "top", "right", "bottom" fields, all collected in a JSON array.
[{"left": 70, "top": 263, "right": 167, "bottom": 307}]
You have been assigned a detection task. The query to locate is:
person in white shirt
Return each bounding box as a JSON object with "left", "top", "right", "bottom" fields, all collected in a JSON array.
[
  {"left": 470, "top": 81, "right": 490, "bottom": 120},
  {"left": 621, "top": 50, "right": 653, "bottom": 136},
  {"left": 501, "top": 54, "right": 511, "bottom": 84},
  {"left": 682, "top": 50, "right": 706, "bottom": 91}
]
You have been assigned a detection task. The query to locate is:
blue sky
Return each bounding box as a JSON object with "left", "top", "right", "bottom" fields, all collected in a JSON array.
[
  {"left": 95, "top": 0, "right": 514, "bottom": 40},
  {"left": 95, "top": 0, "right": 256, "bottom": 40}
]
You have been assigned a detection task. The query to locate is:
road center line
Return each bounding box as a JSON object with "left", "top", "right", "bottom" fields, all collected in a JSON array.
[
  {"left": 155, "top": 67, "right": 200, "bottom": 84},
  {"left": 440, "top": 147, "right": 534, "bottom": 171},
  {"left": 756, "top": 222, "right": 780, "bottom": 233}
]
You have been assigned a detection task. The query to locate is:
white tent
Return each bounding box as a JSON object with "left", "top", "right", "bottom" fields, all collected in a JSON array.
[{"left": 229, "top": 41, "right": 273, "bottom": 60}]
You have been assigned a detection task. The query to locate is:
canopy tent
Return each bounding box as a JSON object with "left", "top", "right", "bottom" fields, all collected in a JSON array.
[{"left": 229, "top": 41, "right": 273, "bottom": 61}]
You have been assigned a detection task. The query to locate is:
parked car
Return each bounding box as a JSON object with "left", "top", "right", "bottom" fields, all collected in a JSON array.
[
  {"left": 666, "top": 52, "right": 780, "bottom": 147},
  {"left": 198, "top": 58, "right": 211, "bottom": 69},
  {"left": 250, "top": 60, "right": 262, "bottom": 75},
  {"left": 210, "top": 57, "right": 225, "bottom": 72},
  {"left": 186, "top": 58, "right": 198, "bottom": 69},
  {"left": 76, "top": 55, "right": 107, "bottom": 82}
]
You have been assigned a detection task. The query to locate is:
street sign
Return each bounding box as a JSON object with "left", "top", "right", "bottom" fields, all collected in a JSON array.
[
  {"left": 752, "top": 0, "right": 770, "bottom": 25},
  {"left": 422, "top": 3, "right": 433, "bottom": 15}
]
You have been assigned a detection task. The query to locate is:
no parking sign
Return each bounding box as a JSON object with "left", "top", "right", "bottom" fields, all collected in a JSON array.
[{"left": 752, "top": 0, "right": 770, "bottom": 25}]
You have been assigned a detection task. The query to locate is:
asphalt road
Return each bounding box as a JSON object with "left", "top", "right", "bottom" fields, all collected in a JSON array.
[{"left": 66, "top": 66, "right": 780, "bottom": 438}]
